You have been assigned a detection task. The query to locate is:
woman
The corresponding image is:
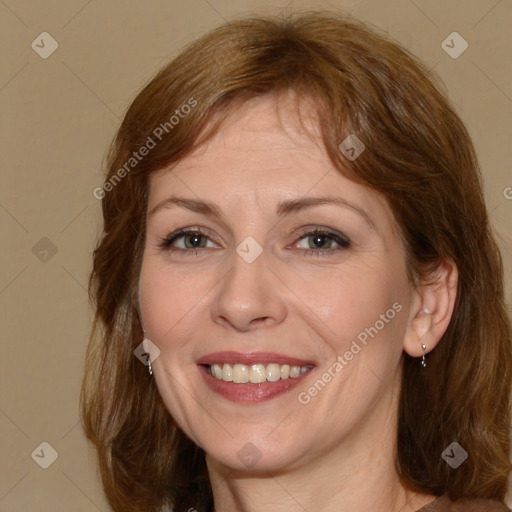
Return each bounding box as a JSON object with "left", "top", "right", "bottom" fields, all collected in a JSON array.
[{"left": 81, "top": 11, "right": 512, "bottom": 512}]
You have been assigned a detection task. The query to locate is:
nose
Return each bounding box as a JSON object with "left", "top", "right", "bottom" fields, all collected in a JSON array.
[{"left": 209, "top": 248, "right": 287, "bottom": 332}]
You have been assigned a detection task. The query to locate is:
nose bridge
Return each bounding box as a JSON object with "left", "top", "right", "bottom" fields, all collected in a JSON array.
[
  {"left": 210, "top": 239, "right": 286, "bottom": 330},
  {"left": 224, "top": 242, "right": 270, "bottom": 308}
]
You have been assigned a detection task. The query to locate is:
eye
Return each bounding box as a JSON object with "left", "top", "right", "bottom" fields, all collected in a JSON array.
[
  {"left": 293, "top": 228, "right": 351, "bottom": 257},
  {"left": 158, "top": 226, "right": 351, "bottom": 257},
  {"left": 159, "top": 227, "right": 219, "bottom": 253}
]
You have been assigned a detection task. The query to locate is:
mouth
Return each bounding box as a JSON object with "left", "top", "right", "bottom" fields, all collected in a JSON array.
[
  {"left": 197, "top": 352, "right": 316, "bottom": 403},
  {"left": 207, "top": 362, "right": 312, "bottom": 383}
]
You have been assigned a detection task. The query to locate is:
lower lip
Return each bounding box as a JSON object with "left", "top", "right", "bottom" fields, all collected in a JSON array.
[{"left": 198, "top": 365, "right": 314, "bottom": 403}]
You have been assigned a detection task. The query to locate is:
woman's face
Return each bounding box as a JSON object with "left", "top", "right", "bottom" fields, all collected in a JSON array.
[{"left": 139, "top": 93, "right": 415, "bottom": 473}]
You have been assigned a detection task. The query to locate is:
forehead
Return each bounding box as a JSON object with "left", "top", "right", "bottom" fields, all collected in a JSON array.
[
  {"left": 147, "top": 94, "right": 392, "bottom": 228},
  {"left": 156, "top": 93, "right": 325, "bottom": 176}
]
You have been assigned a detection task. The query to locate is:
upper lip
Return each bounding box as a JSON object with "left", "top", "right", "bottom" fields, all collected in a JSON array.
[{"left": 196, "top": 351, "right": 315, "bottom": 367}]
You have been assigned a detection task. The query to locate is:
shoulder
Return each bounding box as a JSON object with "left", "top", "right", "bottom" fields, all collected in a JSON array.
[{"left": 420, "top": 495, "right": 511, "bottom": 511}]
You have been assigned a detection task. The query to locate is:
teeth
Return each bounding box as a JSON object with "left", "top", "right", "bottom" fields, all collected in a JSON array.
[
  {"left": 266, "top": 363, "right": 281, "bottom": 382},
  {"left": 249, "top": 364, "right": 266, "bottom": 383},
  {"left": 222, "top": 363, "right": 233, "bottom": 381},
  {"left": 211, "top": 363, "right": 223, "bottom": 379},
  {"left": 233, "top": 363, "right": 249, "bottom": 383},
  {"left": 289, "top": 366, "right": 301, "bottom": 378},
  {"left": 208, "top": 363, "right": 310, "bottom": 383}
]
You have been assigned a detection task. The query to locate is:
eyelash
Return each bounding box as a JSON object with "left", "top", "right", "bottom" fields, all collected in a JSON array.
[{"left": 158, "top": 226, "right": 351, "bottom": 257}]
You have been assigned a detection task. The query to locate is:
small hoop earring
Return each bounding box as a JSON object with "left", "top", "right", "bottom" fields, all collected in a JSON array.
[{"left": 421, "top": 343, "right": 427, "bottom": 368}]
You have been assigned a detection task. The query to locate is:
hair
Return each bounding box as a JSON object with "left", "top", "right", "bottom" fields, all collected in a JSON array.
[{"left": 80, "top": 10, "right": 512, "bottom": 512}]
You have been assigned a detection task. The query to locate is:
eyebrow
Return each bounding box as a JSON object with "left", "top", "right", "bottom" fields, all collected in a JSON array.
[{"left": 148, "top": 195, "right": 375, "bottom": 229}]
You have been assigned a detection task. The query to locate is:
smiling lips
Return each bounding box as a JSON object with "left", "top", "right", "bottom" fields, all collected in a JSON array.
[{"left": 197, "top": 351, "right": 315, "bottom": 403}]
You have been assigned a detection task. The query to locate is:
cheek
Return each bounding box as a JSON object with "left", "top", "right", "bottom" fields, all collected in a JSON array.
[
  {"left": 290, "top": 259, "right": 409, "bottom": 364},
  {"left": 138, "top": 258, "right": 207, "bottom": 348}
]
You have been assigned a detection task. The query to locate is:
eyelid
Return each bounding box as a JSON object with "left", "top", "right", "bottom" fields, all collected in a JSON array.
[{"left": 291, "top": 225, "right": 349, "bottom": 240}]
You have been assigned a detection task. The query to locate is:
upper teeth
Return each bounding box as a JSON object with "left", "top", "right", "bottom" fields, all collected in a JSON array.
[{"left": 209, "top": 363, "right": 310, "bottom": 383}]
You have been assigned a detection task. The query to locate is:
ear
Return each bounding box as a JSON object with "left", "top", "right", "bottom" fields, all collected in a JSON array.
[{"left": 403, "top": 259, "right": 458, "bottom": 358}]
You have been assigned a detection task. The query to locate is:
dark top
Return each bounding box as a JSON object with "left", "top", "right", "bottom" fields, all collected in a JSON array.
[{"left": 417, "top": 495, "right": 511, "bottom": 511}]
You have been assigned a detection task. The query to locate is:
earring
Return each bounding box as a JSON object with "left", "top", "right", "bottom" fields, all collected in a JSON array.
[
  {"left": 142, "top": 335, "right": 153, "bottom": 377},
  {"left": 421, "top": 344, "right": 427, "bottom": 368},
  {"left": 147, "top": 354, "right": 153, "bottom": 376}
]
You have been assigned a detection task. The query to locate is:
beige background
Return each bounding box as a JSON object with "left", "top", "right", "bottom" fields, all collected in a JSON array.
[{"left": 0, "top": 0, "right": 510, "bottom": 510}]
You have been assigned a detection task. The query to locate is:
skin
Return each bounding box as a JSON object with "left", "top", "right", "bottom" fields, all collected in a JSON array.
[{"left": 139, "top": 91, "right": 458, "bottom": 512}]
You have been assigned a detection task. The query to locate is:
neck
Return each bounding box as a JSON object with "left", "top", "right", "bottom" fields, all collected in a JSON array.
[{"left": 206, "top": 389, "right": 435, "bottom": 512}]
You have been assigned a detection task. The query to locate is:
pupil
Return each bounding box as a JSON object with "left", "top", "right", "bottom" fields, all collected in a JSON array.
[
  {"left": 313, "top": 235, "right": 325, "bottom": 247},
  {"left": 189, "top": 235, "right": 202, "bottom": 247}
]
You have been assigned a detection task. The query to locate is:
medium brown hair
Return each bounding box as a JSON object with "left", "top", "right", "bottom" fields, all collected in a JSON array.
[{"left": 80, "top": 11, "right": 512, "bottom": 512}]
